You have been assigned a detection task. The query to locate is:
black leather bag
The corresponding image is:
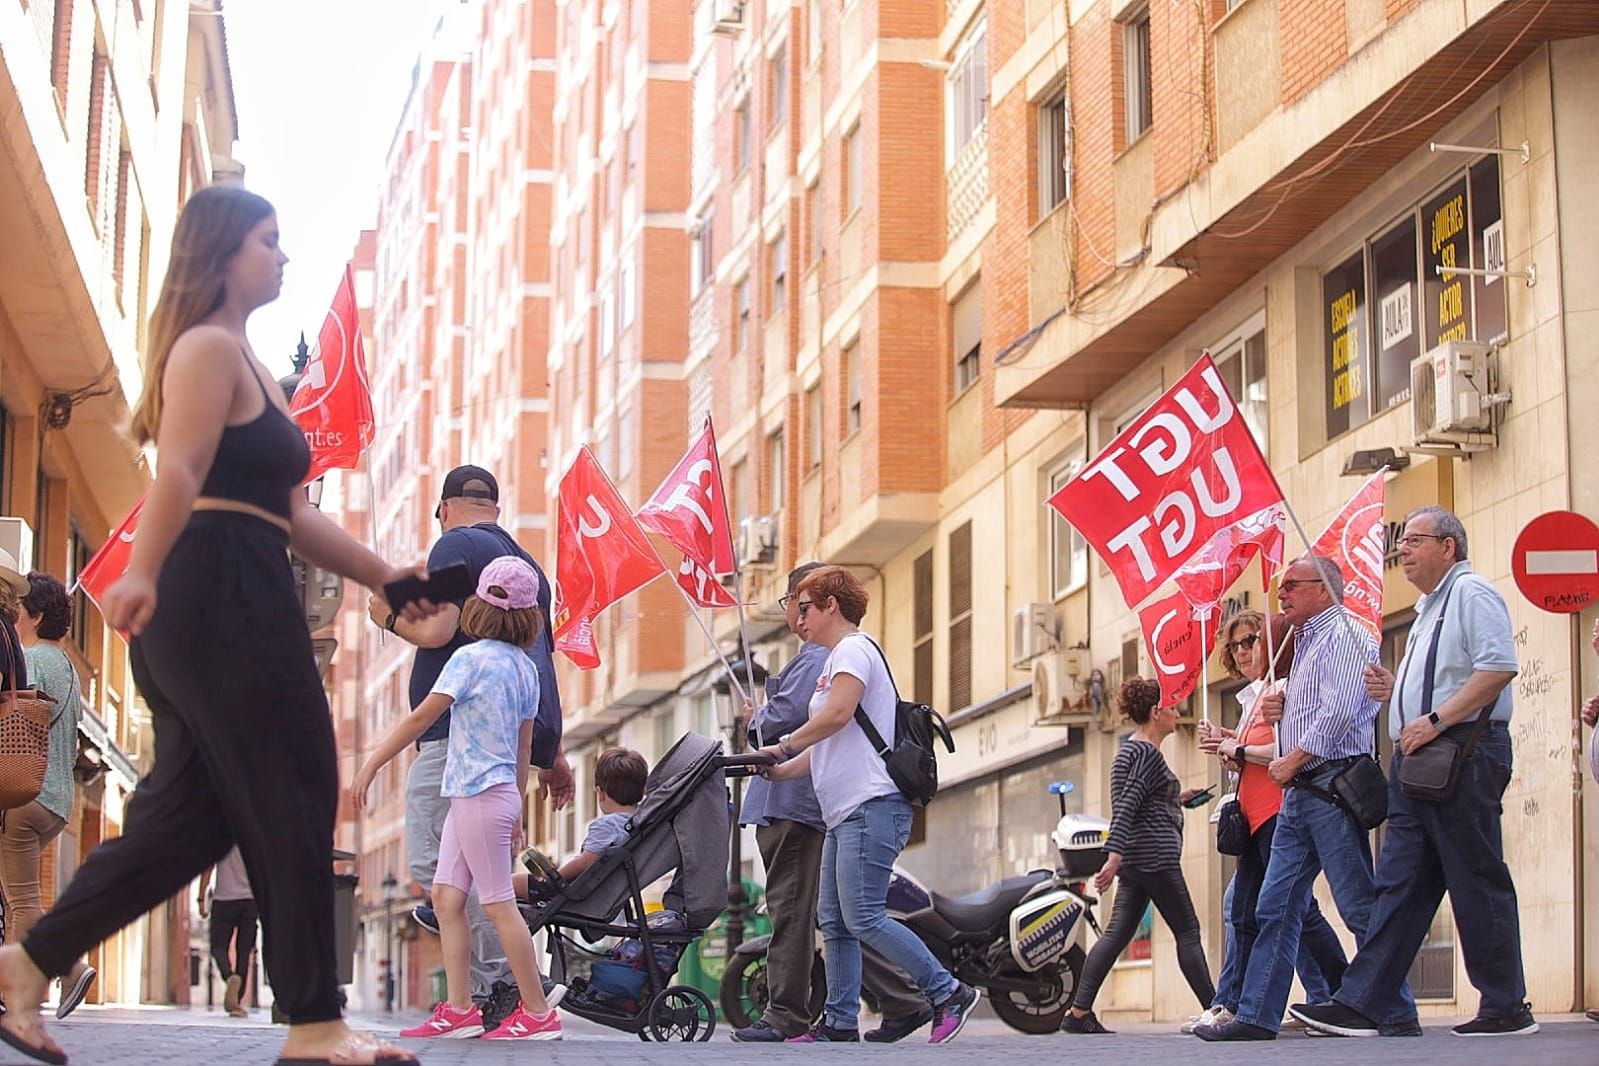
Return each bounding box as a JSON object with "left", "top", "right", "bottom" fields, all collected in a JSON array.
[
  {"left": 1395, "top": 582, "right": 1492, "bottom": 803},
  {"left": 852, "top": 638, "right": 954, "bottom": 807},
  {"left": 1215, "top": 795, "right": 1250, "bottom": 856},
  {"left": 1326, "top": 755, "right": 1389, "bottom": 830}
]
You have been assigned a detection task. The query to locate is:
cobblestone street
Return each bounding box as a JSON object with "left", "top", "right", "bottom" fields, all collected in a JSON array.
[{"left": 21, "top": 1007, "right": 1594, "bottom": 1066}]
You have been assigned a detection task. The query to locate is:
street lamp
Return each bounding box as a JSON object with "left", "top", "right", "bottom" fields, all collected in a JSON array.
[
  {"left": 713, "top": 657, "right": 769, "bottom": 957},
  {"left": 381, "top": 872, "right": 398, "bottom": 1012}
]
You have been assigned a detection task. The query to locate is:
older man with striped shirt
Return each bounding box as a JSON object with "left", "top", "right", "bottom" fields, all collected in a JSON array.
[{"left": 1196, "top": 554, "right": 1414, "bottom": 1041}]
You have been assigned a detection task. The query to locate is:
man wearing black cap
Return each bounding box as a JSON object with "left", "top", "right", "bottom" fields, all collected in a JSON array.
[{"left": 369, "top": 464, "right": 574, "bottom": 1027}]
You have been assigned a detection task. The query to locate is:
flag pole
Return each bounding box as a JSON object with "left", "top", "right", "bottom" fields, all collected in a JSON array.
[
  {"left": 731, "top": 568, "right": 765, "bottom": 749},
  {"left": 644, "top": 542, "right": 751, "bottom": 707},
  {"left": 1278, "top": 493, "right": 1371, "bottom": 653}
]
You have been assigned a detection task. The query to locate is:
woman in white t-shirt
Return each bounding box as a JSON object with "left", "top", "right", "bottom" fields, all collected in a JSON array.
[{"left": 758, "top": 566, "right": 976, "bottom": 1045}]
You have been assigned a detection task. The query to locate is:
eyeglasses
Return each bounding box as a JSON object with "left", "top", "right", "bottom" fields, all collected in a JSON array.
[
  {"left": 1398, "top": 532, "right": 1448, "bottom": 548},
  {"left": 795, "top": 600, "right": 817, "bottom": 616},
  {"left": 779, "top": 594, "right": 795, "bottom": 609},
  {"left": 1225, "top": 633, "right": 1261, "bottom": 654},
  {"left": 1278, "top": 579, "right": 1318, "bottom": 593}
]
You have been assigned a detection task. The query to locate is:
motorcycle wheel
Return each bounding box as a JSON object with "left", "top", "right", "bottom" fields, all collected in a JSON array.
[
  {"left": 718, "top": 949, "right": 828, "bottom": 1031},
  {"left": 987, "top": 945, "right": 1085, "bottom": 1035}
]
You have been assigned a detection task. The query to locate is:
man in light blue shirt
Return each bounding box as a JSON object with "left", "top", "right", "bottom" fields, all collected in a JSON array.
[{"left": 1292, "top": 506, "right": 1533, "bottom": 1039}]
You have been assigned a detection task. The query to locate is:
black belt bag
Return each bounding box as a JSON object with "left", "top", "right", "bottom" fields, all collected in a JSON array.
[
  {"left": 1296, "top": 755, "right": 1388, "bottom": 830},
  {"left": 1392, "top": 582, "right": 1493, "bottom": 803}
]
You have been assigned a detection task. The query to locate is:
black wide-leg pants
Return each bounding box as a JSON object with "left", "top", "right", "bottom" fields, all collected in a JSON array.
[{"left": 24, "top": 513, "right": 343, "bottom": 1023}]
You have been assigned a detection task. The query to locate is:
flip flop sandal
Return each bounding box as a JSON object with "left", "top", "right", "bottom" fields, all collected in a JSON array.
[
  {"left": 56, "top": 968, "right": 96, "bottom": 1021},
  {"left": 0, "top": 1020, "right": 68, "bottom": 1065},
  {"left": 274, "top": 1031, "right": 419, "bottom": 1066}
]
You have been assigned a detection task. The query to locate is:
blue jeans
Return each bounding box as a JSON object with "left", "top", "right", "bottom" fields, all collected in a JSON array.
[
  {"left": 818, "top": 795, "right": 957, "bottom": 1029},
  {"left": 1234, "top": 765, "right": 1414, "bottom": 1032},
  {"left": 1335, "top": 726, "right": 1524, "bottom": 1025}
]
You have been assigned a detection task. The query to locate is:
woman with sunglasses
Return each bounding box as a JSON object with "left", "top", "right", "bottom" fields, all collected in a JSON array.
[{"left": 1196, "top": 611, "right": 1346, "bottom": 1027}]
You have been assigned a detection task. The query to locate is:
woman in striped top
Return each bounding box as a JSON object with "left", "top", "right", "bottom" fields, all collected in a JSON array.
[{"left": 1061, "top": 678, "right": 1215, "bottom": 1034}]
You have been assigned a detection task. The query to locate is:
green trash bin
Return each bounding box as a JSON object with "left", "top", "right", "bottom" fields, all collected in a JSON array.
[{"left": 684, "top": 879, "right": 769, "bottom": 1017}]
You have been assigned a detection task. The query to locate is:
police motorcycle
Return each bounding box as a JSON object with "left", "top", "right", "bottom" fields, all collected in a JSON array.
[{"left": 720, "top": 781, "right": 1110, "bottom": 1034}]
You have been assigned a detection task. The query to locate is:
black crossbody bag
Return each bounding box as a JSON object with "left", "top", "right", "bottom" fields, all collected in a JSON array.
[
  {"left": 1396, "top": 584, "right": 1493, "bottom": 803},
  {"left": 851, "top": 637, "right": 954, "bottom": 807}
]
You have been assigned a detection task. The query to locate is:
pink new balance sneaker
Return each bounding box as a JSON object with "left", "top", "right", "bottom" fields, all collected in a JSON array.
[
  {"left": 482, "top": 1004, "right": 562, "bottom": 1041},
  {"left": 400, "top": 1002, "right": 485, "bottom": 1039}
]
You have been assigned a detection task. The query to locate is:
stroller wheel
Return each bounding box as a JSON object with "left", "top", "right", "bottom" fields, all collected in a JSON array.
[{"left": 647, "top": 985, "right": 716, "bottom": 1042}]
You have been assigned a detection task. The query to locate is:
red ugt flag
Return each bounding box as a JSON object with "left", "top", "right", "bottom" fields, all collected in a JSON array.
[
  {"left": 637, "top": 419, "right": 739, "bottom": 608},
  {"left": 1174, "top": 504, "right": 1287, "bottom": 614},
  {"left": 291, "top": 264, "right": 374, "bottom": 482},
  {"left": 1310, "top": 468, "right": 1388, "bottom": 638},
  {"left": 75, "top": 494, "right": 146, "bottom": 611},
  {"left": 552, "top": 447, "right": 668, "bottom": 668},
  {"left": 1048, "top": 354, "right": 1284, "bottom": 609},
  {"left": 1139, "top": 589, "right": 1217, "bottom": 709}
]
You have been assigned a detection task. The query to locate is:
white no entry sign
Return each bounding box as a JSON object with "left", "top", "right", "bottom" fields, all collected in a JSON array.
[{"left": 1512, "top": 510, "right": 1599, "bottom": 614}]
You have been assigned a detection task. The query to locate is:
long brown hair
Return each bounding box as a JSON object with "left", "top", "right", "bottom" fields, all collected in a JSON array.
[{"left": 131, "top": 186, "right": 276, "bottom": 445}]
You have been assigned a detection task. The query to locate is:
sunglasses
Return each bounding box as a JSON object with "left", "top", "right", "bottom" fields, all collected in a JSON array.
[
  {"left": 1225, "top": 633, "right": 1261, "bottom": 654},
  {"left": 1277, "top": 579, "right": 1320, "bottom": 593}
]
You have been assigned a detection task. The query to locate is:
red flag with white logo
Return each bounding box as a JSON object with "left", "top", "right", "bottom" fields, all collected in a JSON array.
[
  {"left": 1138, "top": 589, "right": 1217, "bottom": 709},
  {"left": 1047, "top": 354, "right": 1284, "bottom": 610},
  {"left": 291, "top": 264, "right": 374, "bottom": 482},
  {"left": 1310, "top": 468, "right": 1388, "bottom": 638},
  {"left": 637, "top": 419, "right": 739, "bottom": 608},
  {"left": 74, "top": 494, "right": 146, "bottom": 612},
  {"left": 551, "top": 447, "right": 668, "bottom": 668},
  {"left": 1174, "top": 504, "right": 1288, "bottom": 614}
]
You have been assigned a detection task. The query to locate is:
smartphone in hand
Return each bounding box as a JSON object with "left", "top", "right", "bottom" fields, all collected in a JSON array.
[
  {"left": 1182, "top": 784, "right": 1218, "bottom": 809},
  {"left": 384, "top": 563, "right": 473, "bottom": 613}
]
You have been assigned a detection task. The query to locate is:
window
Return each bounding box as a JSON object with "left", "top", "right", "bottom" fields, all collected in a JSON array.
[
  {"left": 67, "top": 522, "right": 92, "bottom": 651},
  {"left": 767, "top": 429, "right": 785, "bottom": 512},
  {"left": 732, "top": 459, "right": 752, "bottom": 525},
  {"left": 1122, "top": 7, "right": 1152, "bottom": 143},
  {"left": 1049, "top": 460, "right": 1088, "bottom": 598},
  {"left": 949, "top": 21, "right": 989, "bottom": 156},
  {"left": 1371, "top": 216, "right": 1418, "bottom": 411},
  {"left": 734, "top": 96, "right": 752, "bottom": 172},
  {"left": 806, "top": 385, "right": 823, "bottom": 470},
  {"left": 913, "top": 550, "right": 934, "bottom": 705},
  {"left": 769, "top": 233, "right": 787, "bottom": 313},
  {"left": 844, "top": 342, "right": 862, "bottom": 434},
  {"left": 807, "top": 180, "right": 823, "bottom": 265},
  {"left": 1469, "top": 158, "right": 1507, "bottom": 345},
  {"left": 692, "top": 211, "right": 714, "bottom": 292},
  {"left": 735, "top": 276, "right": 751, "bottom": 352},
  {"left": 1214, "top": 319, "right": 1268, "bottom": 447},
  {"left": 807, "top": 0, "right": 822, "bottom": 66},
  {"left": 617, "top": 402, "right": 635, "bottom": 480},
  {"left": 1037, "top": 91, "right": 1070, "bottom": 214},
  {"left": 770, "top": 43, "right": 789, "bottom": 129},
  {"left": 618, "top": 261, "right": 636, "bottom": 329},
  {"left": 843, "top": 124, "right": 862, "bottom": 217},
  {"left": 1323, "top": 250, "right": 1369, "bottom": 439},
  {"left": 952, "top": 281, "right": 981, "bottom": 394},
  {"left": 598, "top": 289, "right": 615, "bottom": 355},
  {"left": 948, "top": 522, "right": 973, "bottom": 712}
]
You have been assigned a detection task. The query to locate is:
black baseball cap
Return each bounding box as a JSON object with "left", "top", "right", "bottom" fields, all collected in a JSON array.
[{"left": 435, "top": 464, "right": 499, "bottom": 519}]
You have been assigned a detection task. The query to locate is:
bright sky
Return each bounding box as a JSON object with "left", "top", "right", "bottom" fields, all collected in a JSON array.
[{"left": 225, "top": 0, "right": 455, "bottom": 375}]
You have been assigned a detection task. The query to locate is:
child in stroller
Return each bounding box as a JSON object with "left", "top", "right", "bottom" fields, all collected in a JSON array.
[
  {"left": 515, "top": 748, "right": 648, "bottom": 904},
  {"left": 518, "top": 732, "right": 769, "bottom": 1042}
]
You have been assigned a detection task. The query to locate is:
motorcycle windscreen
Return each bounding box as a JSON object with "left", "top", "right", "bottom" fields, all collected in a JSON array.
[{"left": 1008, "top": 890, "right": 1086, "bottom": 972}]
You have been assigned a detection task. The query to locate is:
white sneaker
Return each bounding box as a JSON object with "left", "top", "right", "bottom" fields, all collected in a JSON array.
[{"left": 1181, "top": 1006, "right": 1231, "bottom": 1033}]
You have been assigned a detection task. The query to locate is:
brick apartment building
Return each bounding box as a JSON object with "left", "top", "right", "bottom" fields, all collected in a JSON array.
[
  {"left": 340, "top": 0, "right": 1599, "bottom": 1022},
  {"left": 0, "top": 0, "right": 240, "bottom": 1006}
]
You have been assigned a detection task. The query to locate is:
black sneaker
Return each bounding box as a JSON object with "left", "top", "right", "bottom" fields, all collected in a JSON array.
[
  {"left": 786, "top": 1022, "right": 860, "bottom": 1042},
  {"left": 1061, "top": 1010, "right": 1114, "bottom": 1034},
  {"left": 1380, "top": 1020, "right": 1422, "bottom": 1037},
  {"left": 865, "top": 1007, "right": 934, "bottom": 1043},
  {"left": 1452, "top": 1003, "right": 1538, "bottom": 1037},
  {"left": 1289, "top": 1002, "right": 1379, "bottom": 1038},
  {"left": 731, "top": 1019, "right": 789, "bottom": 1043},
  {"left": 1193, "top": 1019, "right": 1276, "bottom": 1041},
  {"left": 411, "top": 905, "right": 440, "bottom": 935},
  {"left": 477, "top": 981, "right": 520, "bottom": 1032},
  {"left": 929, "top": 983, "right": 979, "bottom": 1043}
]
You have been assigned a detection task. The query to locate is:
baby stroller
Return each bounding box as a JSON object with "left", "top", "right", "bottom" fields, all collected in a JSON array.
[{"left": 521, "top": 732, "right": 766, "bottom": 1042}]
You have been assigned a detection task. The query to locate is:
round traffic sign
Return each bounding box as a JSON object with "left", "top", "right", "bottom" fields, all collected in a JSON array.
[{"left": 1511, "top": 510, "right": 1599, "bottom": 614}]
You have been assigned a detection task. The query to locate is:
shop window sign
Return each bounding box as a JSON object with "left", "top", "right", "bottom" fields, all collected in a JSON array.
[{"left": 1321, "top": 157, "right": 1505, "bottom": 442}]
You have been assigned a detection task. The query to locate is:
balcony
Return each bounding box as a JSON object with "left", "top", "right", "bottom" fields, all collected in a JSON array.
[
  {"left": 946, "top": 123, "right": 989, "bottom": 244},
  {"left": 996, "top": 0, "right": 1599, "bottom": 410}
]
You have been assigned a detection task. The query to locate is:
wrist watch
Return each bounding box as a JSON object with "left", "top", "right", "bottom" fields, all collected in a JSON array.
[
  {"left": 777, "top": 733, "right": 797, "bottom": 760},
  {"left": 1426, "top": 710, "right": 1443, "bottom": 731},
  {"left": 384, "top": 611, "right": 398, "bottom": 633}
]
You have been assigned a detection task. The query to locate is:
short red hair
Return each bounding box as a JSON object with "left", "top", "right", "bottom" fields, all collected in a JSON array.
[{"left": 796, "top": 565, "right": 868, "bottom": 624}]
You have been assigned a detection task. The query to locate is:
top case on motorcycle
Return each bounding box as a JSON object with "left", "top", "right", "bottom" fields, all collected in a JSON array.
[{"left": 930, "top": 872, "right": 1052, "bottom": 934}]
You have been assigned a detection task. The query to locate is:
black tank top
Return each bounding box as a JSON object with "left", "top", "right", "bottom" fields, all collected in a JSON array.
[{"left": 197, "top": 348, "right": 312, "bottom": 521}]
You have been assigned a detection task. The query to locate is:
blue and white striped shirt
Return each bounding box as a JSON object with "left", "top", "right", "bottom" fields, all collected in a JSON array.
[{"left": 1281, "top": 605, "right": 1380, "bottom": 770}]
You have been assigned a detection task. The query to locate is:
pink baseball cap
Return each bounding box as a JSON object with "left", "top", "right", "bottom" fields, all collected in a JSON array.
[{"left": 477, "top": 556, "right": 541, "bottom": 610}]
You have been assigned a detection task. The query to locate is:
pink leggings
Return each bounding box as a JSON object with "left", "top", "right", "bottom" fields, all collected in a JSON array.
[{"left": 433, "top": 783, "right": 522, "bottom": 905}]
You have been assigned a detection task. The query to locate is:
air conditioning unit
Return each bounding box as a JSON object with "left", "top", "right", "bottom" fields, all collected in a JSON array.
[
  {"left": 711, "top": 0, "right": 745, "bottom": 35},
  {"left": 1032, "top": 650, "right": 1091, "bottom": 725},
  {"left": 1409, "top": 340, "right": 1497, "bottom": 448},
  {"left": 738, "top": 514, "right": 778, "bottom": 567},
  {"left": 1011, "top": 603, "right": 1056, "bottom": 666}
]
